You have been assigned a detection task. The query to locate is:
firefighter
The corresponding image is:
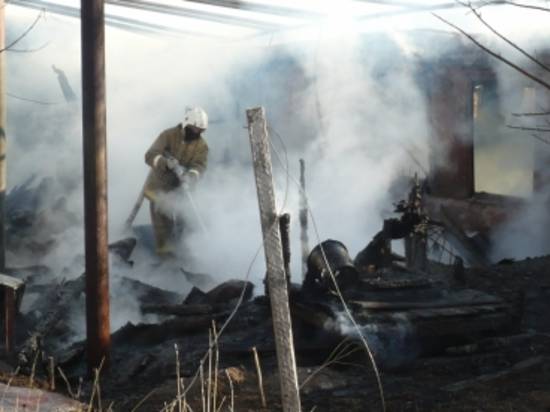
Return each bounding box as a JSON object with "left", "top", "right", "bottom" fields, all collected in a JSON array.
[{"left": 144, "top": 106, "right": 209, "bottom": 258}]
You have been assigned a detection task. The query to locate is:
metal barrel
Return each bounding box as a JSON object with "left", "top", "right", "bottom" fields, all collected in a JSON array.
[{"left": 304, "top": 239, "right": 358, "bottom": 292}]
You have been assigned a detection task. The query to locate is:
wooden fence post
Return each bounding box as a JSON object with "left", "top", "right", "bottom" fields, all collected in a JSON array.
[{"left": 246, "top": 107, "right": 301, "bottom": 412}]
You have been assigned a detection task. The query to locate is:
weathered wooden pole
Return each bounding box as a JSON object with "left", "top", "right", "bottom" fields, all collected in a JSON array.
[
  {"left": 0, "top": 0, "right": 7, "bottom": 272},
  {"left": 299, "top": 159, "right": 308, "bottom": 278},
  {"left": 81, "top": 0, "right": 110, "bottom": 371},
  {"left": 246, "top": 107, "right": 301, "bottom": 412}
]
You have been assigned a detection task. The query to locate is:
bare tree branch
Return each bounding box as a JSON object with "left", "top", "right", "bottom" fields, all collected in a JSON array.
[
  {"left": 501, "top": 1, "right": 550, "bottom": 13},
  {"left": 432, "top": 13, "right": 550, "bottom": 91},
  {"left": 530, "top": 133, "right": 550, "bottom": 145},
  {"left": 459, "top": 0, "right": 550, "bottom": 73},
  {"left": 478, "top": 0, "right": 550, "bottom": 12},
  {"left": 0, "top": 10, "right": 44, "bottom": 54},
  {"left": 7, "top": 42, "right": 50, "bottom": 53},
  {"left": 507, "top": 124, "right": 550, "bottom": 132}
]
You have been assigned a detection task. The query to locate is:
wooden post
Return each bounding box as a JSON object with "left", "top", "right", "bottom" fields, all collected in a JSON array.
[
  {"left": 299, "top": 159, "right": 308, "bottom": 279},
  {"left": 246, "top": 107, "right": 301, "bottom": 412},
  {"left": 81, "top": 0, "right": 110, "bottom": 371},
  {"left": 279, "top": 213, "right": 291, "bottom": 285},
  {"left": 0, "top": 0, "right": 7, "bottom": 272},
  {"left": 4, "top": 288, "right": 14, "bottom": 355},
  {"left": 0, "top": 273, "right": 24, "bottom": 357}
]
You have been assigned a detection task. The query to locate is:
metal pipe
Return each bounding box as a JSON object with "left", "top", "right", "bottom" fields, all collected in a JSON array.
[
  {"left": 81, "top": 0, "right": 110, "bottom": 371},
  {"left": 0, "top": 0, "right": 6, "bottom": 272}
]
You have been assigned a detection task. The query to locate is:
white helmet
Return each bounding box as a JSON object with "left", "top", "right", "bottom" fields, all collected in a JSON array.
[{"left": 183, "top": 106, "right": 208, "bottom": 130}]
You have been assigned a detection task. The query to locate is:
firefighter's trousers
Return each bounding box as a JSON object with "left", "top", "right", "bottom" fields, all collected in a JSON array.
[{"left": 149, "top": 201, "right": 184, "bottom": 258}]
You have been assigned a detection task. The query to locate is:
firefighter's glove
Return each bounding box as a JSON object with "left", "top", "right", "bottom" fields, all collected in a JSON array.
[
  {"left": 153, "top": 155, "right": 169, "bottom": 172},
  {"left": 165, "top": 156, "right": 179, "bottom": 171}
]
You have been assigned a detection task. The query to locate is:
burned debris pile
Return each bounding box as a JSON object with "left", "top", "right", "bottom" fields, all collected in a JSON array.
[
  {"left": 0, "top": 178, "right": 549, "bottom": 411},
  {"left": 6, "top": 175, "right": 80, "bottom": 262},
  {"left": 293, "top": 185, "right": 519, "bottom": 369}
]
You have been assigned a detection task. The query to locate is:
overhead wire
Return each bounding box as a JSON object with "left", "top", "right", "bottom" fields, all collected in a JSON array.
[{"left": 7, "top": 92, "right": 64, "bottom": 105}]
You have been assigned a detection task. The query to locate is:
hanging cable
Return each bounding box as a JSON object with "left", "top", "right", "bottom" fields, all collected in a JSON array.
[{"left": 7, "top": 92, "right": 64, "bottom": 105}]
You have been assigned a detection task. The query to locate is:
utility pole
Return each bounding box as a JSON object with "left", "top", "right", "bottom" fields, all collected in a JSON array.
[
  {"left": 81, "top": 0, "right": 110, "bottom": 371},
  {"left": 0, "top": 0, "right": 7, "bottom": 272}
]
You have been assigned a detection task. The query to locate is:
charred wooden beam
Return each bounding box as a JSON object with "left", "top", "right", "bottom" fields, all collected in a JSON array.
[
  {"left": 206, "top": 279, "right": 254, "bottom": 304},
  {"left": 108, "top": 237, "right": 137, "bottom": 263},
  {"left": 445, "top": 332, "right": 536, "bottom": 355},
  {"left": 349, "top": 299, "right": 506, "bottom": 312},
  {"left": 361, "top": 274, "right": 433, "bottom": 291},
  {"left": 140, "top": 303, "right": 217, "bottom": 317},
  {"left": 112, "top": 314, "right": 228, "bottom": 346},
  {"left": 443, "top": 356, "right": 546, "bottom": 392},
  {"left": 295, "top": 287, "right": 517, "bottom": 361},
  {"left": 119, "top": 277, "right": 183, "bottom": 306}
]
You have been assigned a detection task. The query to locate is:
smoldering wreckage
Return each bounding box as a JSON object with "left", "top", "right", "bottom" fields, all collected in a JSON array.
[
  {"left": 3, "top": 7, "right": 550, "bottom": 412},
  {"left": 1, "top": 158, "right": 550, "bottom": 412},
  {"left": 3, "top": 81, "right": 550, "bottom": 412}
]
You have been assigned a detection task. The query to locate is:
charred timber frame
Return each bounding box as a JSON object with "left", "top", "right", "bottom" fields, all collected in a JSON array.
[
  {"left": 81, "top": 0, "right": 111, "bottom": 371},
  {"left": 246, "top": 107, "right": 301, "bottom": 412}
]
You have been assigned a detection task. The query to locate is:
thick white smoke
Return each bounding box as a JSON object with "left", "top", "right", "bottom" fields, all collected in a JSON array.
[
  {"left": 326, "top": 311, "right": 420, "bottom": 369},
  {"left": 5, "top": 1, "right": 550, "bottom": 332}
]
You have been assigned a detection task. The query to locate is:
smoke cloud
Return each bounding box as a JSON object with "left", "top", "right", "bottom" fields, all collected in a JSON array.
[{"left": 4, "top": 1, "right": 550, "bottom": 332}]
